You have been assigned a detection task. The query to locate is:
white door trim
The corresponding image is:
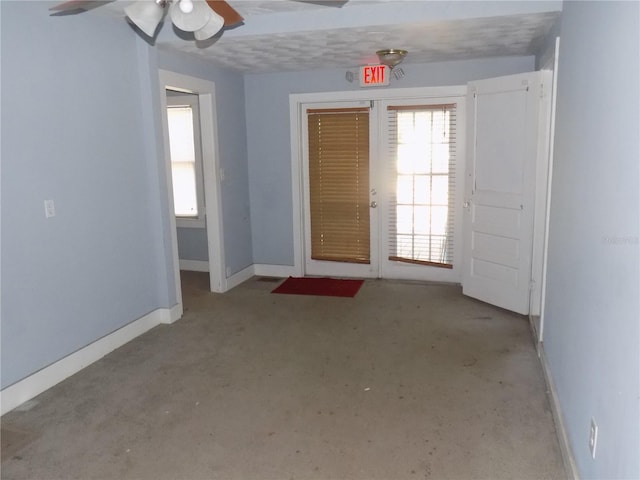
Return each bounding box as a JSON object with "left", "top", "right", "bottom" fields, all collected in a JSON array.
[
  {"left": 529, "top": 68, "right": 553, "bottom": 319},
  {"left": 538, "top": 36, "right": 561, "bottom": 342},
  {"left": 159, "top": 70, "right": 227, "bottom": 296},
  {"left": 290, "top": 86, "right": 467, "bottom": 278}
]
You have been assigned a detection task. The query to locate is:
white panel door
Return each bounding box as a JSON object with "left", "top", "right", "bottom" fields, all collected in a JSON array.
[{"left": 462, "top": 72, "right": 542, "bottom": 315}]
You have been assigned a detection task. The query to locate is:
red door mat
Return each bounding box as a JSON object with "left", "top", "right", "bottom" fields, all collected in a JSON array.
[{"left": 271, "top": 277, "right": 364, "bottom": 298}]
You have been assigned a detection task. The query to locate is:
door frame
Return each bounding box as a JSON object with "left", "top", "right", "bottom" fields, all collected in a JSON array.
[
  {"left": 536, "top": 36, "right": 560, "bottom": 342},
  {"left": 159, "top": 69, "right": 226, "bottom": 306},
  {"left": 290, "top": 86, "right": 467, "bottom": 278}
]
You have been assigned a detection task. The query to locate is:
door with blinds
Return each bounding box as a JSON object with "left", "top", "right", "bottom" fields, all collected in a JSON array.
[
  {"left": 302, "top": 96, "right": 465, "bottom": 282},
  {"left": 379, "top": 99, "right": 465, "bottom": 282},
  {"left": 303, "top": 103, "right": 379, "bottom": 278}
]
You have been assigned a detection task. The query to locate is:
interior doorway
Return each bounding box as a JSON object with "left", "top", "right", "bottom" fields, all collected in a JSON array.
[
  {"left": 166, "top": 90, "right": 209, "bottom": 279},
  {"left": 158, "top": 70, "right": 226, "bottom": 318}
]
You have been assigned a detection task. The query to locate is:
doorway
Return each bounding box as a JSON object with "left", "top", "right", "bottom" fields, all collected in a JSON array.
[
  {"left": 291, "top": 73, "right": 551, "bottom": 315},
  {"left": 166, "top": 90, "right": 209, "bottom": 279},
  {"left": 158, "top": 70, "right": 226, "bottom": 317},
  {"left": 296, "top": 89, "right": 466, "bottom": 284}
]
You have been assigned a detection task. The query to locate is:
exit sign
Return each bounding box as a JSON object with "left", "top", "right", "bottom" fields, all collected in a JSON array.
[{"left": 360, "top": 65, "right": 389, "bottom": 87}]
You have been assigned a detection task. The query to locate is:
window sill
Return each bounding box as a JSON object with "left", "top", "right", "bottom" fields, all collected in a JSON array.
[{"left": 176, "top": 217, "right": 206, "bottom": 229}]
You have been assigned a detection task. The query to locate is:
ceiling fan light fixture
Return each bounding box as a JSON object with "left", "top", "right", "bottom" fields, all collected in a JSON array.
[
  {"left": 179, "top": 0, "right": 194, "bottom": 13},
  {"left": 170, "top": 0, "right": 210, "bottom": 32},
  {"left": 194, "top": 8, "right": 225, "bottom": 40},
  {"left": 124, "top": 0, "right": 167, "bottom": 37},
  {"left": 376, "top": 49, "right": 408, "bottom": 68}
]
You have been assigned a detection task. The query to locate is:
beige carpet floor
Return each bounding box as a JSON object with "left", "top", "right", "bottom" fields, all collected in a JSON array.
[{"left": 1, "top": 272, "right": 566, "bottom": 479}]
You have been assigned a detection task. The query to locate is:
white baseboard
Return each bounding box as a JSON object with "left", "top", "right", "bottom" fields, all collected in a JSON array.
[
  {"left": 538, "top": 343, "right": 580, "bottom": 480},
  {"left": 0, "top": 308, "right": 172, "bottom": 416},
  {"left": 225, "top": 265, "right": 255, "bottom": 291},
  {"left": 253, "top": 264, "right": 297, "bottom": 278},
  {"left": 178, "top": 263, "right": 295, "bottom": 290},
  {"left": 160, "top": 303, "right": 183, "bottom": 324},
  {"left": 179, "top": 259, "right": 209, "bottom": 272},
  {"left": 528, "top": 314, "right": 542, "bottom": 344},
  {"left": 0, "top": 262, "right": 294, "bottom": 415}
]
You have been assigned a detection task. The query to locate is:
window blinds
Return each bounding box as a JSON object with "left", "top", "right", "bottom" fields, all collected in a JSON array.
[
  {"left": 307, "top": 108, "right": 370, "bottom": 264},
  {"left": 386, "top": 104, "right": 456, "bottom": 268}
]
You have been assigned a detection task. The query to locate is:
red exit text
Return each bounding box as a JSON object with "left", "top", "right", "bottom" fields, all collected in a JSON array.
[{"left": 359, "top": 65, "right": 390, "bottom": 87}]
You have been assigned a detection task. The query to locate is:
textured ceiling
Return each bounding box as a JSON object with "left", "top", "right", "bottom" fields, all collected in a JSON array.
[
  {"left": 229, "top": 0, "right": 351, "bottom": 16},
  {"left": 158, "top": 12, "right": 560, "bottom": 73},
  {"left": 96, "top": 0, "right": 561, "bottom": 73}
]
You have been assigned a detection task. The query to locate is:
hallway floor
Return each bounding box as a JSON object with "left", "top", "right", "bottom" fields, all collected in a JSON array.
[{"left": 1, "top": 272, "right": 566, "bottom": 479}]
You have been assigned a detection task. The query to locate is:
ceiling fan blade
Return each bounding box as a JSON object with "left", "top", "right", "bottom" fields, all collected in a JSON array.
[
  {"left": 293, "top": 0, "right": 349, "bottom": 6},
  {"left": 49, "top": 0, "right": 113, "bottom": 13},
  {"left": 205, "top": 0, "right": 244, "bottom": 27}
]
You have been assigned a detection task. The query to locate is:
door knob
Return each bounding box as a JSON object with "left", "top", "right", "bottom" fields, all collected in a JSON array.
[{"left": 370, "top": 201, "right": 378, "bottom": 208}]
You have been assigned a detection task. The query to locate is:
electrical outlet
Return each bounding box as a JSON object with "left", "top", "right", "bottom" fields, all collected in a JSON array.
[
  {"left": 589, "top": 418, "right": 598, "bottom": 459},
  {"left": 44, "top": 199, "right": 56, "bottom": 218}
]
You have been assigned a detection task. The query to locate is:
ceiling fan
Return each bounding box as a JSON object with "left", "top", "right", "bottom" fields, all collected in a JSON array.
[
  {"left": 50, "top": 0, "right": 244, "bottom": 40},
  {"left": 50, "top": 0, "right": 348, "bottom": 41}
]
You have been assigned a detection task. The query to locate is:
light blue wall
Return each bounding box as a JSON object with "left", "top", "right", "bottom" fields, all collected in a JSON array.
[
  {"left": 177, "top": 227, "right": 209, "bottom": 261},
  {"left": 0, "top": 2, "right": 172, "bottom": 388},
  {"left": 158, "top": 51, "right": 252, "bottom": 275},
  {"left": 543, "top": 2, "right": 639, "bottom": 478},
  {"left": 135, "top": 41, "right": 177, "bottom": 307},
  {"left": 535, "top": 15, "right": 561, "bottom": 69},
  {"left": 245, "top": 56, "right": 535, "bottom": 265}
]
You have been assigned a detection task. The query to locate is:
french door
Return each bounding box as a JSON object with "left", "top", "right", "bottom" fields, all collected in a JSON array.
[
  {"left": 379, "top": 98, "right": 464, "bottom": 282},
  {"left": 302, "top": 101, "right": 380, "bottom": 278},
  {"left": 296, "top": 76, "right": 550, "bottom": 314},
  {"left": 302, "top": 95, "right": 465, "bottom": 283}
]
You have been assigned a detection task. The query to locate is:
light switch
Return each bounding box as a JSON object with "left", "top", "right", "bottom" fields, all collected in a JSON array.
[{"left": 44, "top": 199, "right": 56, "bottom": 218}]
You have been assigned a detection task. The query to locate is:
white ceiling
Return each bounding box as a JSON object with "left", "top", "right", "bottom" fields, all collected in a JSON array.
[{"left": 98, "top": 0, "right": 562, "bottom": 73}]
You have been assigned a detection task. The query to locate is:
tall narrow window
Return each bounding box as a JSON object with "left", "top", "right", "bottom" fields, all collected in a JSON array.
[
  {"left": 307, "top": 108, "right": 370, "bottom": 263},
  {"left": 166, "top": 92, "right": 204, "bottom": 223},
  {"left": 387, "top": 104, "right": 456, "bottom": 268}
]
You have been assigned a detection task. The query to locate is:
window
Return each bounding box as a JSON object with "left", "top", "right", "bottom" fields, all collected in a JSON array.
[
  {"left": 387, "top": 104, "right": 457, "bottom": 268},
  {"left": 166, "top": 91, "right": 205, "bottom": 226}
]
